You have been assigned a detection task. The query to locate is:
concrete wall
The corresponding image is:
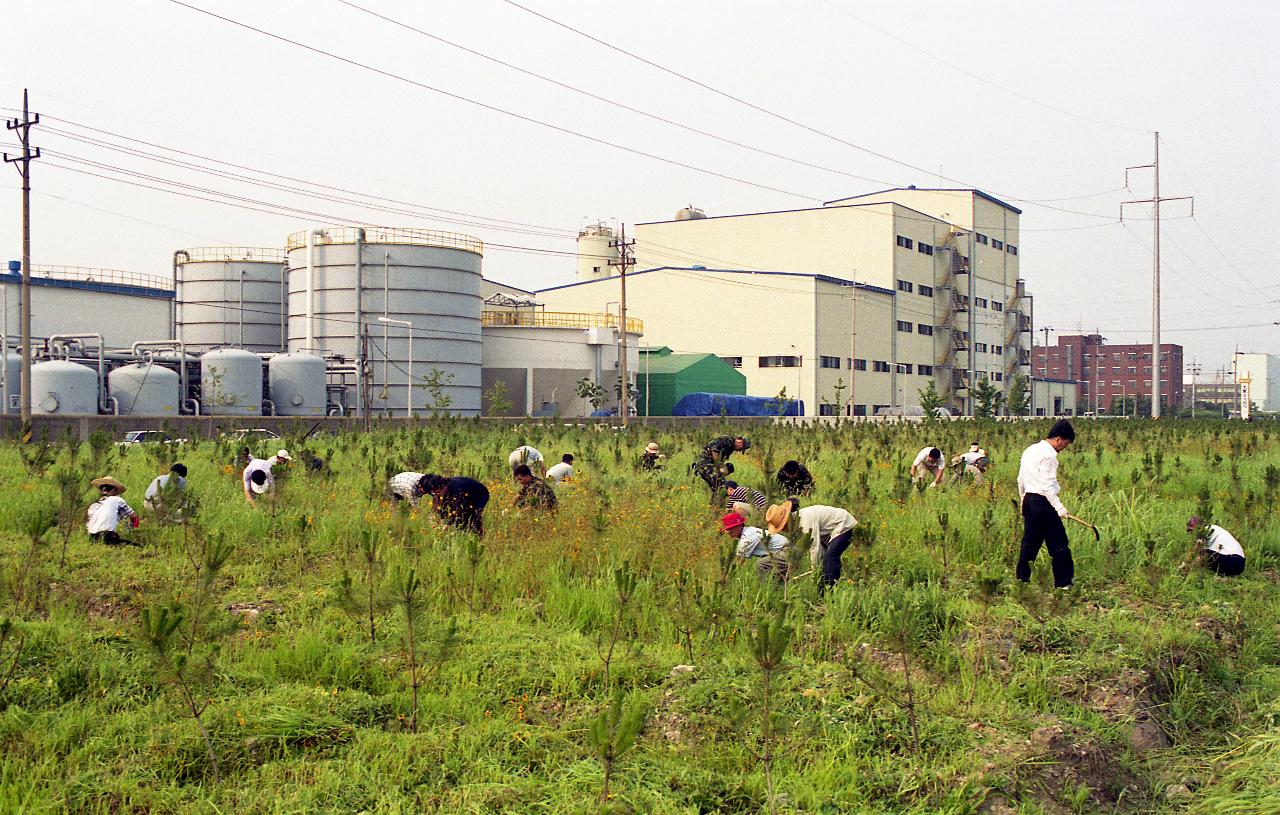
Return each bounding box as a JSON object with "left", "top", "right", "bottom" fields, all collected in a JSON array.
[
  {"left": 1234, "top": 353, "right": 1280, "bottom": 412},
  {"left": 0, "top": 277, "right": 173, "bottom": 348},
  {"left": 1033, "top": 379, "right": 1078, "bottom": 417},
  {"left": 480, "top": 324, "right": 641, "bottom": 417}
]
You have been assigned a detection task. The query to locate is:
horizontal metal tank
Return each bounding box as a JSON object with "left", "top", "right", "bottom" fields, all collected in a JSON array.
[
  {"left": 176, "top": 247, "right": 286, "bottom": 354},
  {"left": 285, "top": 226, "right": 483, "bottom": 417},
  {"left": 109, "top": 361, "right": 180, "bottom": 417},
  {"left": 32, "top": 359, "right": 99, "bottom": 415},
  {"left": 1, "top": 351, "right": 19, "bottom": 414},
  {"left": 201, "top": 348, "right": 262, "bottom": 416},
  {"left": 268, "top": 353, "right": 326, "bottom": 416}
]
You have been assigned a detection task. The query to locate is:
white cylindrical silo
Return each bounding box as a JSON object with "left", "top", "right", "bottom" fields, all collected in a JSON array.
[
  {"left": 268, "top": 353, "right": 327, "bottom": 416},
  {"left": 32, "top": 360, "right": 99, "bottom": 415},
  {"left": 201, "top": 348, "right": 263, "bottom": 416},
  {"left": 1, "top": 351, "right": 19, "bottom": 414},
  {"left": 109, "top": 362, "right": 180, "bottom": 417},
  {"left": 576, "top": 223, "right": 616, "bottom": 281},
  {"left": 176, "top": 247, "right": 286, "bottom": 354},
  {"left": 284, "top": 226, "right": 484, "bottom": 417}
]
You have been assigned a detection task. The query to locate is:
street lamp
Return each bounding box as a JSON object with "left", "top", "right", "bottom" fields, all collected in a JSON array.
[{"left": 378, "top": 317, "right": 413, "bottom": 416}]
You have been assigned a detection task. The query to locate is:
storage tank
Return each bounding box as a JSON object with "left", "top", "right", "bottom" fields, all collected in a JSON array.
[
  {"left": 268, "top": 353, "right": 327, "bottom": 416},
  {"left": 176, "top": 247, "right": 286, "bottom": 353},
  {"left": 576, "top": 223, "right": 617, "bottom": 281},
  {"left": 675, "top": 205, "right": 707, "bottom": 221},
  {"left": 1, "top": 351, "right": 19, "bottom": 414},
  {"left": 201, "top": 348, "right": 263, "bottom": 416},
  {"left": 31, "top": 359, "right": 99, "bottom": 415},
  {"left": 109, "top": 361, "right": 181, "bottom": 417},
  {"left": 285, "top": 226, "right": 484, "bottom": 417}
]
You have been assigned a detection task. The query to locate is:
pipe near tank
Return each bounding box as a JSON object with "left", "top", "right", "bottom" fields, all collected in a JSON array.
[
  {"left": 262, "top": 398, "right": 276, "bottom": 416},
  {"left": 131, "top": 339, "right": 190, "bottom": 415},
  {"left": 354, "top": 227, "right": 364, "bottom": 419},
  {"left": 48, "top": 333, "right": 108, "bottom": 414},
  {"left": 305, "top": 229, "right": 324, "bottom": 354},
  {"left": 173, "top": 250, "right": 189, "bottom": 346}
]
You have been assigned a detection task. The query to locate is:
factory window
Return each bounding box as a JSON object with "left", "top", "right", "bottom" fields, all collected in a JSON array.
[
  {"left": 976, "top": 234, "right": 989, "bottom": 245},
  {"left": 919, "top": 284, "right": 934, "bottom": 297},
  {"left": 994, "top": 345, "right": 1003, "bottom": 355},
  {"left": 819, "top": 404, "right": 838, "bottom": 417},
  {"left": 820, "top": 355, "right": 841, "bottom": 369},
  {"left": 992, "top": 239, "right": 1005, "bottom": 250},
  {"left": 873, "top": 360, "right": 891, "bottom": 373},
  {"left": 917, "top": 324, "right": 934, "bottom": 336},
  {"left": 896, "top": 320, "right": 913, "bottom": 333},
  {"left": 853, "top": 404, "right": 867, "bottom": 416},
  {"left": 919, "top": 364, "right": 934, "bottom": 376},
  {"left": 851, "top": 358, "right": 867, "bottom": 371},
  {"left": 917, "top": 242, "right": 934, "bottom": 256},
  {"left": 897, "top": 363, "right": 914, "bottom": 375},
  {"left": 994, "top": 372, "right": 1003, "bottom": 382},
  {"left": 1007, "top": 244, "right": 1018, "bottom": 256},
  {"left": 975, "top": 297, "right": 988, "bottom": 308},
  {"left": 759, "top": 356, "right": 801, "bottom": 368},
  {"left": 873, "top": 404, "right": 890, "bottom": 414},
  {"left": 975, "top": 342, "right": 988, "bottom": 353},
  {"left": 897, "top": 280, "right": 914, "bottom": 293},
  {"left": 720, "top": 356, "right": 742, "bottom": 368},
  {"left": 896, "top": 235, "right": 914, "bottom": 249},
  {"left": 992, "top": 301, "right": 1003, "bottom": 312}
]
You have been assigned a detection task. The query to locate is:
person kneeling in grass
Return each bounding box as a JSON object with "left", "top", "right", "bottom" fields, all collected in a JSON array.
[
  {"left": 720, "top": 508, "right": 790, "bottom": 581},
  {"left": 1183, "top": 516, "right": 1246, "bottom": 576},
  {"left": 87, "top": 476, "right": 139, "bottom": 545},
  {"left": 514, "top": 464, "right": 557, "bottom": 512}
]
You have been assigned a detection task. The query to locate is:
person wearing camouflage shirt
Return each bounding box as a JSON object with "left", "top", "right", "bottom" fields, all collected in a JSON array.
[
  {"left": 692, "top": 435, "right": 750, "bottom": 501},
  {"left": 514, "top": 464, "right": 558, "bottom": 512}
]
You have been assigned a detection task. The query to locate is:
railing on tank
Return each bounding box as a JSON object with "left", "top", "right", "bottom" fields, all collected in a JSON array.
[
  {"left": 286, "top": 226, "right": 483, "bottom": 255},
  {"left": 179, "top": 247, "right": 287, "bottom": 263},
  {"left": 22, "top": 265, "right": 174, "bottom": 292},
  {"left": 481, "top": 310, "right": 643, "bottom": 334}
]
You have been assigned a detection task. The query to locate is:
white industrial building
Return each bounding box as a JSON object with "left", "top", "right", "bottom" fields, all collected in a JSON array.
[
  {"left": 536, "top": 188, "right": 1039, "bottom": 416},
  {"left": 1233, "top": 352, "right": 1280, "bottom": 413},
  {"left": 1, "top": 264, "right": 174, "bottom": 348}
]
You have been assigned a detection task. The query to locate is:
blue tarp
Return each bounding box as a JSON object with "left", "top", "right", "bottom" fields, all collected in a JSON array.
[{"left": 670, "top": 392, "right": 803, "bottom": 417}]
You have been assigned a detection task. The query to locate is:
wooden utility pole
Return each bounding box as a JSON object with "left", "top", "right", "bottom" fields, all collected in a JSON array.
[
  {"left": 4, "top": 89, "right": 39, "bottom": 429},
  {"left": 1122, "top": 132, "right": 1192, "bottom": 419},
  {"left": 609, "top": 225, "right": 635, "bottom": 425}
]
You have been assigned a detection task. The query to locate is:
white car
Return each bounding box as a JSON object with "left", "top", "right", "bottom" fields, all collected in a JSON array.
[
  {"left": 220, "top": 428, "right": 281, "bottom": 442},
  {"left": 116, "top": 430, "right": 186, "bottom": 446}
]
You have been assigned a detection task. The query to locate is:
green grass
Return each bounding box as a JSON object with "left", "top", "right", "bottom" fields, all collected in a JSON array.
[{"left": 1, "top": 418, "right": 1279, "bottom": 813}]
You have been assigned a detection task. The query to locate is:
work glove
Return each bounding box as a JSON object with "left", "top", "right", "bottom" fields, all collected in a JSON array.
[{"left": 130, "top": 515, "right": 140, "bottom": 529}]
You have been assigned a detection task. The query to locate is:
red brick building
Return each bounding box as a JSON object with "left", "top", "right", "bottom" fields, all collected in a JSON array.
[{"left": 1032, "top": 334, "right": 1183, "bottom": 413}]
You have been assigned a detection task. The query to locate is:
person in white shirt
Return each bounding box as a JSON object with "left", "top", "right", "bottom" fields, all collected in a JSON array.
[
  {"left": 86, "top": 476, "right": 138, "bottom": 545},
  {"left": 144, "top": 463, "right": 188, "bottom": 513},
  {"left": 789, "top": 498, "right": 860, "bottom": 589},
  {"left": 720, "top": 507, "right": 790, "bottom": 581},
  {"left": 1185, "top": 517, "right": 1246, "bottom": 576},
  {"left": 386, "top": 471, "right": 427, "bottom": 506},
  {"left": 911, "top": 447, "right": 946, "bottom": 486},
  {"left": 546, "top": 454, "right": 574, "bottom": 483},
  {"left": 1015, "top": 420, "right": 1076, "bottom": 588},
  {"left": 507, "top": 445, "right": 546, "bottom": 478},
  {"left": 242, "top": 449, "right": 292, "bottom": 503},
  {"left": 950, "top": 443, "right": 991, "bottom": 485}
]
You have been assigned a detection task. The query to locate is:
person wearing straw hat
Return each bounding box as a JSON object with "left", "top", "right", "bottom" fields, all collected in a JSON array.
[
  {"left": 87, "top": 476, "right": 139, "bottom": 545},
  {"left": 788, "top": 498, "right": 860, "bottom": 590},
  {"left": 242, "top": 449, "right": 292, "bottom": 503},
  {"left": 719, "top": 508, "right": 790, "bottom": 581},
  {"left": 640, "top": 442, "right": 665, "bottom": 471},
  {"left": 950, "top": 443, "right": 991, "bottom": 485}
]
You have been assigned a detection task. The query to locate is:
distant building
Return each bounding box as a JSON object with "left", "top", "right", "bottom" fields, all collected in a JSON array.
[
  {"left": 1233, "top": 352, "right": 1280, "bottom": 412},
  {"left": 0, "top": 264, "right": 174, "bottom": 348},
  {"left": 1188, "top": 379, "right": 1239, "bottom": 415},
  {"left": 1033, "top": 334, "right": 1183, "bottom": 412}
]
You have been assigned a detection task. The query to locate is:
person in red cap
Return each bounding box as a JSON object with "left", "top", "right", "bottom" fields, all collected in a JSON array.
[{"left": 719, "top": 509, "right": 790, "bottom": 580}]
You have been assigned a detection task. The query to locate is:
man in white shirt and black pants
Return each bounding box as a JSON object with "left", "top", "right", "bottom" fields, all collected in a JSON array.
[{"left": 1016, "top": 420, "right": 1076, "bottom": 589}]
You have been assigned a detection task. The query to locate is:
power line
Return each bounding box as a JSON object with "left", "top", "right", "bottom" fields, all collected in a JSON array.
[{"left": 161, "top": 0, "right": 823, "bottom": 202}]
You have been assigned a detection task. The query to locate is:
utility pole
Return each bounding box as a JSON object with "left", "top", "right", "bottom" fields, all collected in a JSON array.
[
  {"left": 4, "top": 90, "right": 40, "bottom": 430},
  {"left": 1122, "top": 131, "right": 1192, "bottom": 419},
  {"left": 609, "top": 225, "right": 635, "bottom": 426}
]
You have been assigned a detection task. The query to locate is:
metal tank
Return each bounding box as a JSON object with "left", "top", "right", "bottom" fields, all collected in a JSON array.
[
  {"left": 200, "top": 348, "right": 263, "bottom": 416},
  {"left": 268, "top": 353, "right": 327, "bottom": 416},
  {"left": 31, "top": 359, "right": 99, "bottom": 415},
  {"left": 109, "top": 361, "right": 181, "bottom": 417},
  {"left": 1, "top": 351, "right": 20, "bottom": 414},
  {"left": 675, "top": 205, "right": 707, "bottom": 221},
  {"left": 175, "top": 247, "right": 287, "bottom": 354},
  {"left": 576, "top": 223, "right": 617, "bottom": 281},
  {"left": 285, "top": 226, "right": 484, "bottom": 417}
]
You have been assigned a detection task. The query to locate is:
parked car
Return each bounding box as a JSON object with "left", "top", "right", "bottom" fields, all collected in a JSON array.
[
  {"left": 220, "top": 428, "right": 281, "bottom": 442},
  {"left": 116, "top": 430, "right": 186, "bottom": 447}
]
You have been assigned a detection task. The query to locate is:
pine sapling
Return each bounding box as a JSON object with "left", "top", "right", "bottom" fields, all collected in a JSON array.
[
  {"left": 52, "top": 466, "right": 84, "bottom": 569},
  {"left": 387, "top": 566, "right": 456, "bottom": 732},
  {"left": 588, "top": 686, "right": 646, "bottom": 807},
  {"left": 597, "top": 561, "right": 638, "bottom": 692},
  {"left": 139, "top": 601, "right": 221, "bottom": 782},
  {"left": 0, "top": 617, "right": 24, "bottom": 697},
  {"left": 11, "top": 507, "right": 55, "bottom": 612},
  {"left": 747, "top": 601, "right": 792, "bottom": 815},
  {"left": 330, "top": 528, "right": 389, "bottom": 643}
]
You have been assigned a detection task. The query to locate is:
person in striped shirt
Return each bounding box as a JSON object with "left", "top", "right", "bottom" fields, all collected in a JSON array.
[
  {"left": 386, "top": 471, "right": 428, "bottom": 507},
  {"left": 723, "top": 480, "right": 767, "bottom": 515}
]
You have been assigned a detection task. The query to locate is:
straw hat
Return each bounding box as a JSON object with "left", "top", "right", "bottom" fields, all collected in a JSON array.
[
  {"left": 645, "top": 442, "right": 660, "bottom": 454},
  {"left": 765, "top": 502, "right": 791, "bottom": 535},
  {"left": 91, "top": 476, "right": 127, "bottom": 494}
]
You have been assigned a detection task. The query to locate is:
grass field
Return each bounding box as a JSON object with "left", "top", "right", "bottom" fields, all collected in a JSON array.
[{"left": 2, "top": 419, "right": 1279, "bottom": 814}]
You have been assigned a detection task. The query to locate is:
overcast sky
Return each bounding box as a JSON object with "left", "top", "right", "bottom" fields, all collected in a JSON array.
[{"left": 3, "top": 0, "right": 1276, "bottom": 375}]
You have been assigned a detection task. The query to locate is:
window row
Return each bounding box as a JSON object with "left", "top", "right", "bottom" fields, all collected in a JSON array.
[{"left": 974, "top": 233, "right": 1018, "bottom": 255}]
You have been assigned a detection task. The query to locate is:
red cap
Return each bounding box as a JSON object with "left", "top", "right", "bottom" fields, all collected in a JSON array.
[{"left": 720, "top": 512, "right": 745, "bottom": 532}]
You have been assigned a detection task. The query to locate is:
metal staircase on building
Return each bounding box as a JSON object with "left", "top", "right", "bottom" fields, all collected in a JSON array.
[
  {"left": 935, "top": 234, "right": 970, "bottom": 404},
  {"left": 1003, "top": 278, "right": 1031, "bottom": 382}
]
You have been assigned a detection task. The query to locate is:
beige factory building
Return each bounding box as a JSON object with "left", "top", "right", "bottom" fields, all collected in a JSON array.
[{"left": 536, "top": 188, "right": 1042, "bottom": 416}]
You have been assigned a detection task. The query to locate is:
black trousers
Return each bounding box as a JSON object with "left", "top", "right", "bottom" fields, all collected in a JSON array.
[
  {"left": 1206, "top": 552, "right": 1245, "bottom": 576},
  {"left": 820, "top": 530, "right": 854, "bottom": 588},
  {"left": 1016, "top": 494, "right": 1074, "bottom": 587}
]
